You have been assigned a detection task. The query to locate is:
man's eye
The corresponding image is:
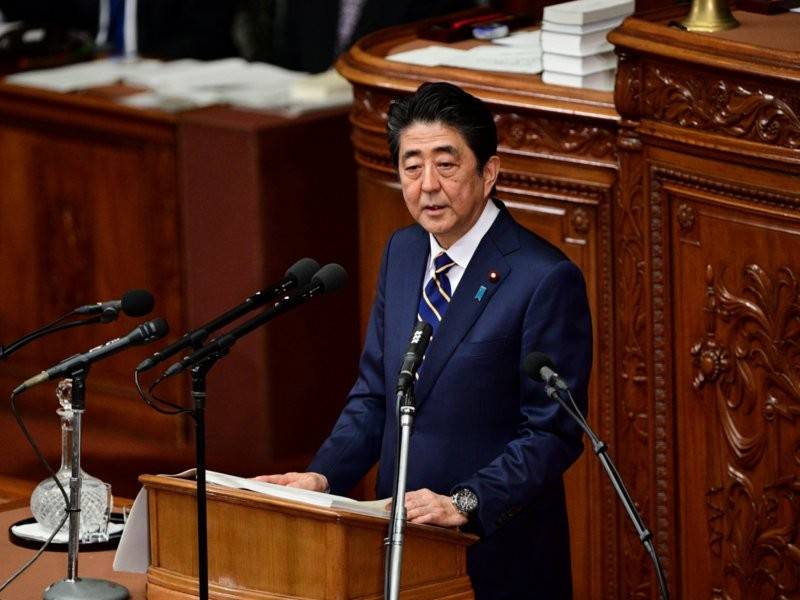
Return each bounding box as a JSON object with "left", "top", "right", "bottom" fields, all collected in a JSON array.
[
  {"left": 404, "top": 165, "right": 421, "bottom": 174},
  {"left": 437, "top": 162, "right": 456, "bottom": 170}
]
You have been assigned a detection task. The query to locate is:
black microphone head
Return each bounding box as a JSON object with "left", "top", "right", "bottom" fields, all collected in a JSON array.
[
  {"left": 121, "top": 289, "right": 155, "bottom": 317},
  {"left": 138, "top": 317, "right": 170, "bottom": 343},
  {"left": 523, "top": 352, "right": 556, "bottom": 382},
  {"left": 409, "top": 320, "right": 433, "bottom": 354},
  {"left": 285, "top": 258, "right": 320, "bottom": 287},
  {"left": 311, "top": 263, "right": 348, "bottom": 294}
]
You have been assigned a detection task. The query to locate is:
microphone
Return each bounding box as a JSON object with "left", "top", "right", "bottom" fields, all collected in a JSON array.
[
  {"left": 136, "top": 257, "right": 320, "bottom": 373},
  {"left": 74, "top": 289, "right": 155, "bottom": 322},
  {"left": 14, "top": 318, "right": 169, "bottom": 394},
  {"left": 523, "top": 351, "right": 568, "bottom": 391},
  {"left": 521, "top": 350, "right": 671, "bottom": 600},
  {"left": 396, "top": 321, "right": 433, "bottom": 394},
  {"left": 161, "top": 263, "right": 347, "bottom": 378}
]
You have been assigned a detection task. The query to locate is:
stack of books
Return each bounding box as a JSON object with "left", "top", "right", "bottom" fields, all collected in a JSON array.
[{"left": 540, "top": 0, "right": 634, "bottom": 91}]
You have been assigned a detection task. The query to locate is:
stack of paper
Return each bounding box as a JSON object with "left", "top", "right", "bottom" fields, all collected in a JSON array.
[{"left": 540, "top": 0, "right": 633, "bottom": 91}]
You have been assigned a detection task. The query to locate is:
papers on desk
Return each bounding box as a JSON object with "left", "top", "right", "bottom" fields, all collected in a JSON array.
[
  {"left": 202, "top": 470, "right": 390, "bottom": 519},
  {"left": 4, "top": 58, "right": 353, "bottom": 113},
  {"left": 388, "top": 43, "right": 542, "bottom": 75}
]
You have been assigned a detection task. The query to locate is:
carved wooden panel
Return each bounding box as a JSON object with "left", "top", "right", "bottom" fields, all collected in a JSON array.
[
  {"left": 614, "top": 114, "right": 657, "bottom": 600},
  {"left": 660, "top": 167, "right": 800, "bottom": 600},
  {"left": 640, "top": 61, "right": 800, "bottom": 150}
]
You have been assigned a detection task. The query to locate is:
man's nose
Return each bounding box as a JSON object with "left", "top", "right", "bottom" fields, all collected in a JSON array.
[{"left": 421, "top": 163, "right": 440, "bottom": 193}]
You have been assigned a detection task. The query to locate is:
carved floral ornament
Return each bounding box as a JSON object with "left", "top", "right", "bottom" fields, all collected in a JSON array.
[
  {"left": 494, "top": 113, "right": 616, "bottom": 161},
  {"left": 691, "top": 263, "right": 800, "bottom": 430},
  {"left": 570, "top": 208, "right": 590, "bottom": 234},
  {"left": 641, "top": 66, "right": 800, "bottom": 149},
  {"left": 692, "top": 263, "right": 800, "bottom": 597}
]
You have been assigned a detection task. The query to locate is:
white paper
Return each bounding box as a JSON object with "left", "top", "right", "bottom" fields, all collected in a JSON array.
[
  {"left": 542, "top": 68, "right": 616, "bottom": 91},
  {"left": 541, "top": 28, "right": 615, "bottom": 57},
  {"left": 543, "top": 50, "right": 617, "bottom": 75},
  {"left": 202, "top": 470, "right": 389, "bottom": 519},
  {"left": 492, "top": 30, "right": 542, "bottom": 48},
  {"left": 113, "top": 488, "right": 149, "bottom": 573},
  {"left": 387, "top": 46, "right": 467, "bottom": 67},
  {"left": 442, "top": 45, "right": 543, "bottom": 74},
  {"left": 543, "top": 0, "right": 634, "bottom": 25},
  {"left": 4, "top": 56, "right": 330, "bottom": 113},
  {"left": 542, "top": 15, "right": 624, "bottom": 34},
  {"left": 7, "top": 59, "right": 124, "bottom": 92}
]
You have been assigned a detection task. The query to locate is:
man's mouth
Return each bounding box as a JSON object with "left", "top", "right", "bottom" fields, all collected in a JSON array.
[{"left": 422, "top": 205, "right": 447, "bottom": 214}]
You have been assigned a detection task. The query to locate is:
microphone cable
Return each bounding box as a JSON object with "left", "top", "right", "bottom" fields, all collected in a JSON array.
[
  {"left": 0, "top": 313, "right": 105, "bottom": 361},
  {"left": 134, "top": 368, "right": 192, "bottom": 417}
]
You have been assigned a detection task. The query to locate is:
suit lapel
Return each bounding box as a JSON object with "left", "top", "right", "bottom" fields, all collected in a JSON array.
[
  {"left": 385, "top": 226, "right": 429, "bottom": 382},
  {"left": 414, "top": 205, "right": 519, "bottom": 408}
]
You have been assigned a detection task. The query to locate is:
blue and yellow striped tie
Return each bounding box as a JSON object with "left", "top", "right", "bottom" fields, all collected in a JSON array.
[{"left": 418, "top": 252, "right": 456, "bottom": 335}]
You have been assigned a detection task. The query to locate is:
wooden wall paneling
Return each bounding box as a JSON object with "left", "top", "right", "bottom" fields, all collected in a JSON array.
[
  {"left": 612, "top": 11, "right": 800, "bottom": 598},
  {"left": 177, "top": 106, "right": 360, "bottom": 479},
  {"left": 0, "top": 84, "right": 189, "bottom": 499},
  {"left": 651, "top": 155, "right": 800, "bottom": 599}
]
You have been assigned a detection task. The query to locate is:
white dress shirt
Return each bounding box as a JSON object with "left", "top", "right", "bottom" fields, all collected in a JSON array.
[{"left": 423, "top": 200, "right": 500, "bottom": 294}]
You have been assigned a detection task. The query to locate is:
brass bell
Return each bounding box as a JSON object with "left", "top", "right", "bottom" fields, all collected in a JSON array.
[{"left": 681, "top": 0, "right": 739, "bottom": 32}]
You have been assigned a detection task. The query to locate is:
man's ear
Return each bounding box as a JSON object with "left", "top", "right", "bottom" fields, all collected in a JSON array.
[{"left": 482, "top": 155, "right": 500, "bottom": 197}]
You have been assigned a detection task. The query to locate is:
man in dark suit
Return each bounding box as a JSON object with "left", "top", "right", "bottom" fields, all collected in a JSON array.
[{"left": 258, "top": 82, "right": 593, "bottom": 599}]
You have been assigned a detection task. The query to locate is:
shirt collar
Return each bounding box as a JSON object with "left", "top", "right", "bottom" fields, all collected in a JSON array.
[{"left": 428, "top": 200, "right": 500, "bottom": 270}]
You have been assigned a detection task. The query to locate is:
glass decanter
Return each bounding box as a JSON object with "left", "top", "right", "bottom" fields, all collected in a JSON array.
[{"left": 30, "top": 378, "right": 112, "bottom": 542}]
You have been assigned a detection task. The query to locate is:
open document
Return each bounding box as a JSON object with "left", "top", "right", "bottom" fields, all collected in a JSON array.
[
  {"left": 203, "top": 470, "right": 389, "bottom": 519},
  {"left": 114, "top": 469, "right": 389, "bottom": 573}
]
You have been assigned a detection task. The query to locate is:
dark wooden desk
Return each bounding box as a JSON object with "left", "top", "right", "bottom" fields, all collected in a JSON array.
[
  {"left": 0, "top": 500, "right": 146, "bottom": 600},
  {"left": 0, "top": 82, "right": 359, "bottom": 499}
]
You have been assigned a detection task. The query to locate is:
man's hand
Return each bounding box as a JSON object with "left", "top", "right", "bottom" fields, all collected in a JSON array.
[
  {"left": 252, "top": 471, "right": 329, "bottom": 492},
  {"left": 393, "top": 488, "right": 468, "bottom": 528}
]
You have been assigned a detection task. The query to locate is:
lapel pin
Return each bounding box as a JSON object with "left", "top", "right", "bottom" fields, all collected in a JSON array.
[
  {"left": 475, "top": 285, "right": 487, "bottom": 301},
  {"left": 488, "top": 270, "right": 499, "bottom": 283}
]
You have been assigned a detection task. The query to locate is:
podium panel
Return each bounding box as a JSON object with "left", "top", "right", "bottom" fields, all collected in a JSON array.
[{"left": 141, "top": 475, "right": 475, "bottom": 600}]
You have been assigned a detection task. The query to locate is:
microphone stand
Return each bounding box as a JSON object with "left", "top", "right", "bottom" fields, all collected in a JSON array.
[
  {"left": 44, "top": 367, "right": 129, "bottom": 600},
  {"left": 384, "top": 386, "right": 416, "bottom": 600},
  {"left": 189, "top": 357, "right": 223, "bottom": 600},
  {"left": 544, "top": 384, "right": 670, "bottom": 600}
]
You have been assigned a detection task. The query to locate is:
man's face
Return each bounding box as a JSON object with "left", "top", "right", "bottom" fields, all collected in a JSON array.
[{"left": 398, "top": 121, "right": 499, "bottom": 249}]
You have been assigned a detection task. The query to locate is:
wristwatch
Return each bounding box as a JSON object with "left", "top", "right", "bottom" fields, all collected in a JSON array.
[{"left": 451, "top": 488, "right": 478, "bottom": 516}]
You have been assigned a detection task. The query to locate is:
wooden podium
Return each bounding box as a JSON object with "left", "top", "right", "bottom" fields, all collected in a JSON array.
[{"left": 140, "top": 475, "right": 475, "bottom": 599}]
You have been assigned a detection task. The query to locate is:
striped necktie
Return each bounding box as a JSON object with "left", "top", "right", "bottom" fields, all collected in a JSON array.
[{"left": 418, "top": 252, "right": 456, "bottom": 336}]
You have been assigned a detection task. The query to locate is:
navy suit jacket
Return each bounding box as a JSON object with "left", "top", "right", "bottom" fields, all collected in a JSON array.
[{"left": 309, "top": 201, "right": 592, "bottom": 599}]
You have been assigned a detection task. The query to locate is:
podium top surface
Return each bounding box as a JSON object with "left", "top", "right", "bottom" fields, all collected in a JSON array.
[{"left": 140, "top": 473, "right": 476, "bottom": 546}]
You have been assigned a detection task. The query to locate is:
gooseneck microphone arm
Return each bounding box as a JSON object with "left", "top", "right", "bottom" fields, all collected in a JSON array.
[
  {"left": 1, "top": 288, "right": 155, "bottom": 361},
  {"left": 136, "top": 257, "right": 320, "bottom": 373},
  {"left": 523, "top": 353, "right": 670, "bottom": 600},
  {"left": 385, "top": 321, "right": 432, "bottom": 600}
]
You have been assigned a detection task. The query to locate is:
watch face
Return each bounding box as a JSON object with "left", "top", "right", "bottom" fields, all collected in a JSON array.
[{"left": 454, "top": 489, "right": 478, "bottom": 514}]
